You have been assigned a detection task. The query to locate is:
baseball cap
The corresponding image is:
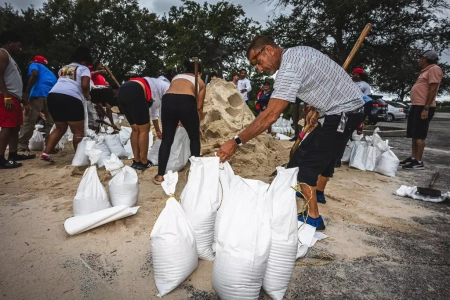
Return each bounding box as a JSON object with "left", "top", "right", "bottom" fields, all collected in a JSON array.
[
  {"left": 352, "top": 68, "right": 364, "bottom": 75},
  {"left": 418, "top": 50, "right": 438, "bottom": 60},
  {"left": 32, "top": 55, "right": 48, "bottom": 64}
]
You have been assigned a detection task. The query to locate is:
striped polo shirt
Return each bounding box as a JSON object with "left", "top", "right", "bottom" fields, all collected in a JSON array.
[{"left": 271, "top": 46, "right": 364, "bottom": 116}]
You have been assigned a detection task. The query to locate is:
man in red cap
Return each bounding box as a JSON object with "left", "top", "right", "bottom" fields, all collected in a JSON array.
[
  {"left": 18, "top": 54, "right": 57, "bottom": 152},
  {"left": 351, "top": 68, "right": 371, "bottom": 95}
]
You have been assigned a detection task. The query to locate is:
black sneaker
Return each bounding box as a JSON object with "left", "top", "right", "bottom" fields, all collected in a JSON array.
[
  {"left": 402, "top": 159, "right": 425, "bottom": 170},
  {"left": 400, "top": 157, "right": 414, "bottom": 166},
  {"left": 130, "top": 160, "right": 139, "bottom": 169},
  {"left": 0, "top": 160, "right": 22, "bottom": 169}
]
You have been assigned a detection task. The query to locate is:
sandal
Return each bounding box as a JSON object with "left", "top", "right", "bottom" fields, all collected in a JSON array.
[
  {"left": 9, "top": 153, "right": 36, "bottom": 161},
  {"left": 0, "top": 160, "right": 22, "bottom": 169},
  {"left": 152, "top": 175, "right": 164, "bottom": 185}
]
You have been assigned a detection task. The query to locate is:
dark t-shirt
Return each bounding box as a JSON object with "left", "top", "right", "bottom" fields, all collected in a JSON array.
[{"left": 258, "top": 90, "right": 273, "bottom": 108}]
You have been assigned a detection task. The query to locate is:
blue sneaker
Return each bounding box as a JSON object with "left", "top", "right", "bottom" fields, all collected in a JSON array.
[
  {"left": 298, "top": 212, "right": 326, "bottom": 231},
  {"left": 296, "top": 191, "right": 326, "bottom": 204}
]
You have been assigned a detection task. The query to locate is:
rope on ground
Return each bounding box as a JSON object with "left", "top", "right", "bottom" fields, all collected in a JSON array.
[{"left": 295, "top": 252, "right": 335, "bottom": 267}]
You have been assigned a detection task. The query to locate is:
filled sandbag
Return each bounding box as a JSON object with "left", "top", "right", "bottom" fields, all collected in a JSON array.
[
  {"left": 72, "top": 138, "right": 95, "bottom": 167},
  {"left": 28, "top": 125, "right": 45, "bottom": 151},
  {"left": 147, "top": 139, "right": 161, "bottom": 165},
  {"left": 124, "top": 139, "right": 134, "bottom": 159},
  {"left": 374, "top": 148, "right": 400, "bottom": 177},
  {"left": 94, "top": 135, "right": 111, "bottom": 168},
  {"left": 365, "top": 145, "right": 381, "bottom": 172},
  {"left": 104, "top": 154, "right": 139, "bottom": 207},
  {"left": 212, "top": 162, "right": 235, "bottom": 253},
  {"left": 73, "top": 148, "right": 111, "bottom": 216},
  {"left": 263, "top": 167, "right": 299, "bottom": 300},
  {"left": 119, "top": 126, "right": 132, "bottom": 145},
  {"left": 213, "top": 176, "right": 271, "bottom": 299},
  {"left": 147, "top": 127, "right": 190, "bottom": 173},
  {"left": 104, "top": 134, "right": 128, "bottom": 158},
  {"left": 166, "top": 127, "right": 191, "bottom": 172},
  {"left": 180, "top": 157, "right": 220, "bottom": 260},
  {"left": 341, "top": 140, "right": 353, "bottom": 163},
  {"left": 150, "top": 171, "right": 198, "bottom": 297},
  {"left": 349, "top": 141, "right": 367, "bottom": 171}
]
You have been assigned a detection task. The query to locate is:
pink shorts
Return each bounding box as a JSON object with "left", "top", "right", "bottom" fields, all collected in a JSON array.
[{"left": 0, "top": 94, "right": 23, "bottom": 128}]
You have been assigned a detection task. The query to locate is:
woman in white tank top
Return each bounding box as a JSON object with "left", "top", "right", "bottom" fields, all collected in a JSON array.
[{"left": 153, "top": 61, "right": 206, "bottom": 184}]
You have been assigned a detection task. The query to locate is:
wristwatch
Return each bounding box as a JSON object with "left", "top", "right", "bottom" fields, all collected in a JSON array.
[
  {"left": 234, "top": 135, "right": 243, "bottom": 147},
  {"left": 423, "top": 106, "right": 429, "bottom": 111}
]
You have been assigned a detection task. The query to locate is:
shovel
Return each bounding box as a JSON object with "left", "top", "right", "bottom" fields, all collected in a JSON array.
[{"left": 417, "top": 172, "right": 442, "bottom": 198}]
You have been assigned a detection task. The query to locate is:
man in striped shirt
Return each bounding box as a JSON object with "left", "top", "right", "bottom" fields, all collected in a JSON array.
[{"left": 217, "top": 36, "right": 365, "bottom": 230}]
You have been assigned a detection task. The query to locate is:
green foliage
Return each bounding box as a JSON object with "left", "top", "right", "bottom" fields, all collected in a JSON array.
[{"left": 266, "top": 0, "right": 450, "bottom": 100}]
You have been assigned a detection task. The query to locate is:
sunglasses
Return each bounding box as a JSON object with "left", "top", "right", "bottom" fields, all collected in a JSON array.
[{"left": 250, "top": 46, "right": 266, "bottom": 65}]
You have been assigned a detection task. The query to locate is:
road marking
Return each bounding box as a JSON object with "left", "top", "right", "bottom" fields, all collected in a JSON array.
[{"left": 425, "top": 147, "right": 450, "bottom": 154}]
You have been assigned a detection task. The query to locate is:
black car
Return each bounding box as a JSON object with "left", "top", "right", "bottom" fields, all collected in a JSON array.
[{"left": 367, "top": 95, "right": 388, "bottom": 125}]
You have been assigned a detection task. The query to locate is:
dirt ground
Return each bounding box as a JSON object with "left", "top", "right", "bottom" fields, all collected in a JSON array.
[{"left": 0, "top": 113, "right": 449, "bottom": 300}]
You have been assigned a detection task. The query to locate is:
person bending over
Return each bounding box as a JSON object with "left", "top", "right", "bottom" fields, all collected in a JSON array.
[
  {"left": 153, "top": 60, "right": 206, "bottom": 184},
  {"left": 117, "top": 76, "right": 169, "bottom": 170}
]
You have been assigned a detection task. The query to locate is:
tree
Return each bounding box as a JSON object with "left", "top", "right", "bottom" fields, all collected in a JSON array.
[
  {"left": 160, "top": 0, "right": 260, "bottom": 78},
  {"left": 265, "top": 0, "right": 450, "bottom": 99}
]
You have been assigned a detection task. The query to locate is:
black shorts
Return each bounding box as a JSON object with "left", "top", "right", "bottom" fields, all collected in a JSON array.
[
  {"left": 90, "top": 86, "right": 114, "bottom": 106},
  {"left": 288, "top": 112, "right": 365, "bottom": 186},
  {"left": 47, "top": 93, "right": 84, "bottom": 122},
  {"left": 407, "top": 105, "right": 435, "bottom": 139},
  {"left": 117, "top": 81, "right": 152, "bottom": 125}
]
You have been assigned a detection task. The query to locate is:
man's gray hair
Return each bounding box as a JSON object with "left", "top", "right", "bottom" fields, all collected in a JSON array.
[{"left": 246, "top": 36, "right": 278, "bottom": 58}]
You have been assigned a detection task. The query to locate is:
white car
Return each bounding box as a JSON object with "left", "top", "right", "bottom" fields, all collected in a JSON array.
[{"left": 386, "top": 104, "right": 406, "bottom": 122}]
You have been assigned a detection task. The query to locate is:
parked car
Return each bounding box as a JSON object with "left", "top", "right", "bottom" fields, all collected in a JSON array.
[
  {"left": 388, "top": 100, "right": 410, "bottom": 117},
  {"left": 386, "top": 101, "right": 407, "bottom": 122},
  {"left": 367, "top": 95, "right": 388, "bottom": 125}
]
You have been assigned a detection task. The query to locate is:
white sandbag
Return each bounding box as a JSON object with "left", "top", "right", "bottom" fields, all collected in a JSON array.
[
  {"left": 166, "top": 127, "right": 191, "bottom": 172},
  {"left": 213, "top": 162, "right": 235, "bottom": 253},
  {"left": 147, "top": 139, "right": 161, "bottom": 165},
  {"left": 72, "top": 138, "right": 95, "bottom": 167},
  {"left": 374, "top": 149, "right": 400, "bottom": 177},
  {"left": 263, "top": 167, "right": 299, "bottom": 300},
  {"left": 180, "top": 157, "right": 220, "bottom": 260},
  {"left": 275, "top": 133, "right": 292, "bottom": 140},
  {"left": 119, "top": 126, "right": 132, "bottom": 145},
  {"left": 365, "top": 145, "right": 380, "bottom": 172},
  {"left": 148, "top": 131, "right": 154, "bottom": 149},
  {"left": 104, "top": 154, "right": 139, "bottom": 207},
  {"left": 104, "top": 134, "right": 128, "bottom": 158},
  {"left": 213, "top": 176, "right": 271, "bottom": 300},
  {"left": 73, "top": 149, "right": 111, "bottom": 216},
  {"left": 352, "top": 130, "right": 364, "bottom": 141},
  {"left": 349, "top": 141, "right": 367, "bottom": 171},
  {"left": 124, "top": 139, "right": 134, "bottom": 159},
  {"left": 82, "top": 100, "right": 88, "bottom": 136},
  {"left": 94, "top": 136, "right": 111, "bottom": 168},
  {"left": 64, "top": 205, "right": 140, "bottom": 235},
  {"left": 341, "top": 140, "right": 353, "bottom": 163},
  {"left": 28, "top": 125, "right": 45, "bottom": 151},
  {"left": 395, "top": 185, "right": 450, "bottom": 203},
  {"left": 150, "top": 171, "right": 198, "bottom": 297}
]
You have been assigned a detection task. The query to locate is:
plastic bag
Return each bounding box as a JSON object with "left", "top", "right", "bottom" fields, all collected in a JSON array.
[
  {"left": 212, "top": 162, "right": 235, "bottom": 253},
  {"left": 73, "top": 148, "right": 111, "bottom": 216},
  {"left": 150, "top": 171, "right": 198, "bottom": 297},
  {"left": 349, "top": 141, "right": 367, "bottom": 171},
  {"left": 263, "top": 167, "right": 299, "bottom": 300},
  {"left": 213, "top": 176, "right": 271, "bottom": 299},
  {"left": 104, "top": 134, "right": 128, "bottom": 158},
  {"left": 28, "top": 125, "right": 45, "bottom": 151},
  {"left": 72, "top": 138, "right": 95, "bottom": 167},
  {"left": 104, "top": 154, "right": 139, "bottom": 207},
  {"left": 180, "top": 157, "right": 220, "bottom": 260},
  {"left": 374, "top": 148, "right": 400, "bottom": 177}
]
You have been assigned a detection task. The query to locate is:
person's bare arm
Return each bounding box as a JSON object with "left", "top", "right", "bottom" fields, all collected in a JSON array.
[
  {"left": 81, "top": 76, "right": 91, "bottom": 99},
  {"left": 23, "top": 70, "right": 38, "bottom": 103},
  {"left": 152, "top": 119, "right": 162, "bottom": 139},
  {"left": 217, "top": 98, "right": 289, "bottom": 162},
  {"left": 197, "top": 81, "right": 206, "bottom": 120},
  {"left": 0, "top": 51, "right": 14, "bottom": 110},
  {"left": 421, "top": 83, "right": 439, "bottom": 119},
  {"left": 104, "top": 103, "right": 118, "bottom": 129}
]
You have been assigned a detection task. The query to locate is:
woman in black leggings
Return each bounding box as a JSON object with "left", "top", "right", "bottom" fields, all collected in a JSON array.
[{"left": 153, "top": 61, "right": 205, "bottom": 184}]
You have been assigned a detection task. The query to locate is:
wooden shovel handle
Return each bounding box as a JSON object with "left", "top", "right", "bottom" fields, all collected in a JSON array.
[{"left": 429, "top": 172, "right": 439, "bottom": 188}]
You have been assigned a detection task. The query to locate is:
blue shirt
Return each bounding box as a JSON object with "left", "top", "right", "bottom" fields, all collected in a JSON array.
[
  {"left": 28, "top": 63, "right": 57, "bottom": 98},
  {"left": 258, "top": 90, "right": 273, "bottom": 106}
]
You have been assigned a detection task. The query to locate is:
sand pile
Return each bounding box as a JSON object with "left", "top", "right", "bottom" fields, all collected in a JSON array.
[{"left": 200, "top": 79, "right": 283, "bottom": 168}]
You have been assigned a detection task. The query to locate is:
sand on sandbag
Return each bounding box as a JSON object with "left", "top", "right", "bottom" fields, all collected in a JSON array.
[{"left": 201, "top": 79, "right": 283, "bottom": 168}]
